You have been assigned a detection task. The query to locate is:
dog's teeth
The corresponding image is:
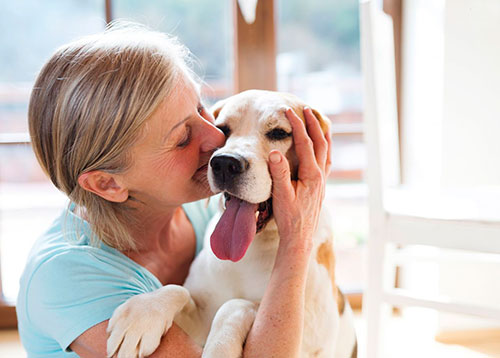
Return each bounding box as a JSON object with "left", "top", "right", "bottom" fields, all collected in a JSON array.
[{"left": 255, "top": 211, "right": 259, "bottom": 220}]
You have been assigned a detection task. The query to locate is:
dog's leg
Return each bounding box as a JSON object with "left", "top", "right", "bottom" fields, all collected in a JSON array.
[
  {"left": 107, "top": 285, "right": 191, "bottom": 358},
  {"left": 202, "top": 299, "right": 258, "bottom": 358}
]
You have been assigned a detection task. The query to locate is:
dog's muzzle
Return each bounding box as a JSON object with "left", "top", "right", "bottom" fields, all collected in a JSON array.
[
  {"left": 208, "top": 153, "right": 274, "bottom": 262},
  {"left": 210, "top": 153, "right": 249, "bottom": 191}
]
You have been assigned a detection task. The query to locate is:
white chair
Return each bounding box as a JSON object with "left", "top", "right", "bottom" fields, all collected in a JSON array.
[{"left": 360, "top": 1, "right": 500, "bottom": 357}]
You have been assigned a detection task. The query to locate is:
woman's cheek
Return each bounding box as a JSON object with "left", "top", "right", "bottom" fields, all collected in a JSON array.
[{"left": 150, "top": 151, "right": 178, "bottom": 175}]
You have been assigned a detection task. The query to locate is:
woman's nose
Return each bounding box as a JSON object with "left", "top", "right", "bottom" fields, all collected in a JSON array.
[{"left": 200, "top": 119, "right": 226, "bottom": 153}]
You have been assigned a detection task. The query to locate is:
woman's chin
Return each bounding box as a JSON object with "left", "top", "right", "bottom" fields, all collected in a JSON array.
[
  {"left": 186, "top": 179, "right": 211, "bottom": 200},
  {"left": 192, "top": 165, "right": 210, "bottom": 192}
]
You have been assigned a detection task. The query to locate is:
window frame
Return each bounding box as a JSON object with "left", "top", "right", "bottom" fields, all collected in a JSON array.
[{"left": 0, "top": 0, "right": 403, "bottom": 327}]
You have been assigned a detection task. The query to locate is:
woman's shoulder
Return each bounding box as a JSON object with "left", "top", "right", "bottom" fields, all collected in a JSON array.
[
  {"left": 19, "top": 206, "right": 161, "bottom": 299},
  {"left": 16, "top": 207, "right": 163, "bottom": 354},
  {"left": 23, "top": 206, "right": 112, "bottom": 272}
]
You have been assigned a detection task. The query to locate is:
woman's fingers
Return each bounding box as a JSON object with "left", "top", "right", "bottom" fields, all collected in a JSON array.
[
  {"left": 268, "top": 150, "right": 295, "bottom": 203},
  {"left": 269, "top": 108, "right": 330, "bottom": 244},
  {"left": 324, "top": 124, "right": 332, "bottom": 175},
  {"left": 303, "top": 107, "right": 328, "bottom": 170},
  {"left": 285, "top": 108, "right": 319, "bottom": 180}
]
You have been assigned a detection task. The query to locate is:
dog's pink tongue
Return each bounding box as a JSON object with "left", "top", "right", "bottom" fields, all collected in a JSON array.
[{"left": 210, "top": 196, "right": 258, "bottom": 262}]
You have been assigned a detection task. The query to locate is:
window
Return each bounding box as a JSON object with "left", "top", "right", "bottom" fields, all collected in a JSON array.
[
  {"left": 112, "top": 0, "right": 233, "bottom": 103},
  {"left": 277, "top": 0, "right": 367, "bottom": 294},
  {"left": 0, "top": 0, "right": 107, "bottom": 309},
  {"left": 0, "top": 1, "right": 367, "bottom": 325},
  {"left": 0, "top": 0, "right": 234, "bottom": 309}
]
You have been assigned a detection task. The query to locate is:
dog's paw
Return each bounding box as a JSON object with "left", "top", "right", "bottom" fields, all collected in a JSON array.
[
  {"left": 107, "top": 285, "right": 190, "bottom": 358},
  {"left": 203, "top": 299, "right": 258, "bottom": 358}
]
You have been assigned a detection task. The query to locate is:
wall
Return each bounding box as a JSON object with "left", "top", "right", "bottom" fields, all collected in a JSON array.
[
  {"left": 439, "top": 0, "right": 500, "bottom": 332},
  {"left": 442, "top": 0, "right": 500, "bottom": 187},
  {"left": 400, "top": 0, "right": 445, "bottom": 187}
]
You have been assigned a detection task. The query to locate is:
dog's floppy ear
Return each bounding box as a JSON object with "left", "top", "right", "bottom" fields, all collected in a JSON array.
[
  {"left": 210, "top": 98, "right": 228, "bottom": 120},
  {"left": 281, "top": 93, "right": 330, "bottom": 135},
  {"left": 310, "top": 108, "right": 331, "bottom": 136},
  {"left": 290, "top": 104, "right": 331, "bottom": 136}
]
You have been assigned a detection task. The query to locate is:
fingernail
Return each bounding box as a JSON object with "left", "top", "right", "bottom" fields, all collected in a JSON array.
[{"left": 269, "top": 152, "right": 281, "bottom": 163}]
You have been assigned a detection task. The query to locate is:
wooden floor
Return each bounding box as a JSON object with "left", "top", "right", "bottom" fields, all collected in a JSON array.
[
  {"left": 355, "top": 309, "right": 500, "bottom": 358},
  {"left": 1, "top": 310, "right": 499, "bottom": 357},
  {"left": 0, "top": 329, "right": 25, "bottom": 358}
]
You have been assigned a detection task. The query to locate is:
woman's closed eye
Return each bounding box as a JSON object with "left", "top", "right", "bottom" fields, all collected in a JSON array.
[
  {"left": 174, "top": 103, "right": 210, "bottom": 148},
  {"left": 177, "top": 126, "right": 192, "bottom": 148}
]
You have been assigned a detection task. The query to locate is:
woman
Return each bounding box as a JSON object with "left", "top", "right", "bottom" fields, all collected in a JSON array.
[{"left": 17, "top": 23, "right": 331, "bottom": 358}]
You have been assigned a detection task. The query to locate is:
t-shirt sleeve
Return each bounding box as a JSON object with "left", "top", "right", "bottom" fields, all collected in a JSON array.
[{"left": 24, "top": 249, "right": 154, "bottom": 352}]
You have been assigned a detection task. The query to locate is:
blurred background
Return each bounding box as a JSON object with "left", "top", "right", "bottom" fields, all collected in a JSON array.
[
  {"left": 0, "top": 0, "right": 365, "bottom": 319},
  {"left": 2, "top": 0, "right": 500, "bottom": 357}
]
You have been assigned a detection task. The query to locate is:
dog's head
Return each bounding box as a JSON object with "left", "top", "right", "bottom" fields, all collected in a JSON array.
[{"left": 208, "top": 90, "right": 330, "bottom": 262}]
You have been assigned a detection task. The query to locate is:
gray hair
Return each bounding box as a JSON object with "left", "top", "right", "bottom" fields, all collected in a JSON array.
[{"left": 29, "top": 22, "right": 198, "bottom": 250}]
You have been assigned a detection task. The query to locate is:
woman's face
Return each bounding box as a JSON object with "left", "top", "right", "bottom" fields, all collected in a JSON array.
[{"left": 120, "top": 76, "right": 225, "bottom": 211}]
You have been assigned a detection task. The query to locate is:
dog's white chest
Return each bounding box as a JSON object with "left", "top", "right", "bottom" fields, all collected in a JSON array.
[{"left": 183, "top": 209, "right": 341, "bottom": 357}]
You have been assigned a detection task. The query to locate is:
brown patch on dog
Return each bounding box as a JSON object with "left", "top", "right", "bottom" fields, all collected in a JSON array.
[
  {"left": 211, "top": 98, "right": 228, "bottom": 120},
  {"left": 275, "top": 93, "right": 329, "bottom": 136},
  {"left": 312, "top": 348, "right": 323, "bottom": 357},
  {"left": 311, "top": 108, "right": 330, "bottom": 135},
  {"left": 351, "top": 339, "right": 358, "bottom": 358},
  {"left": 288, "top": 104, "right": 330, "bottom": 135},
  {"left": 316, "top": 240, "right": 338, "bottom": 305},
  {"left": 337, "top": 287, "right": 346, "bottom": 315},
  {"left": 316, "top": 241, "right": 348, "bottom": 315}
]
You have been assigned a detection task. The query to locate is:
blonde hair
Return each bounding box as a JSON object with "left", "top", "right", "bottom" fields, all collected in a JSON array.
[{"left": 29, "top": 22, "right": 197, "bottom": 251}]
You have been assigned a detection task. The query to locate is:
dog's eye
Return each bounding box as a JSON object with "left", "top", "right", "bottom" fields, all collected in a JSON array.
[
  {"left": 217, "top": 125, "right": 231, "bottom": 137},
  {"left": 266, "top": 128, "right": 292, "bottom": 141}
]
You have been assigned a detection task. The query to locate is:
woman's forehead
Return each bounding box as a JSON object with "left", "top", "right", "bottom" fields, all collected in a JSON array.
[{"left": 140, "top": 78, "right": 199, "bottom": 138}]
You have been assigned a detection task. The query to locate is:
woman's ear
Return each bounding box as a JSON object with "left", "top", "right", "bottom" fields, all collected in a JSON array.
[{"left": 77, "top": 171, "right": 129, "bottom": 203}]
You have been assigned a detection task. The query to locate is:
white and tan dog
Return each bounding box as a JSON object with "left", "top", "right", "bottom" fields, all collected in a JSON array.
[{"left": 107, "top": 90, "right": 357, "bottom": 358}]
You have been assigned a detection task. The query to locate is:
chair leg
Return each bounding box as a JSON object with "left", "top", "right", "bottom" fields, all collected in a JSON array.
[
  {"left": 363, "top": 233, "right": 389, "bottom": 358},
  {"left": 363, "top": 293, "right": 384, "bottom": 358}
]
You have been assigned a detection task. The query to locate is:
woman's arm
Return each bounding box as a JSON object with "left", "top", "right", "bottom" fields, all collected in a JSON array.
[
  {"left": 243, "top": 107, "right": 331, "bottom": 358},
  {"left": 70, "top": 321, "right": 202, "bottom": 358}
]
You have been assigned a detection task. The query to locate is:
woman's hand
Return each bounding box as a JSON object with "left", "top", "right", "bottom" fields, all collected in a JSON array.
[
  {"left": 243, "top": 108, "right": 331, "bottom": 358},
  {"left": 268, "top": 107, "right": 332, "bottom": 254}
]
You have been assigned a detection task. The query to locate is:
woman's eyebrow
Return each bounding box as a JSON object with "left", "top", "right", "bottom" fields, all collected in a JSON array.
[{"left": 162, "top": 116, "right": 190, "bottom": 143}]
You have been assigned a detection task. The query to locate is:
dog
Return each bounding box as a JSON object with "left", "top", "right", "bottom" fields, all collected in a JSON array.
[{"left": 107, "top": 90, "right": 357, "bottom": 358}]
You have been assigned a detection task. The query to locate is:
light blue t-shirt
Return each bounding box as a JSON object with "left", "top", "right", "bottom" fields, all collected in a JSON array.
[{"left": 16, "top": 197, "right": 220, "bottom": 358}]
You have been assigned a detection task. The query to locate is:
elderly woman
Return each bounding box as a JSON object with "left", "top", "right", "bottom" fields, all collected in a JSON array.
[{"left": 17, "top": 23, "right": 330, "bottom": 358}]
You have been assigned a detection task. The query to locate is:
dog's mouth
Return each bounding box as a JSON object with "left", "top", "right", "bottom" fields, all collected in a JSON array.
[
  {"left": 210, "top": 193, "right": 273, "bottom": 262},
  {"left": 224, "top": 193, "right": 273, "bottom": 233}
]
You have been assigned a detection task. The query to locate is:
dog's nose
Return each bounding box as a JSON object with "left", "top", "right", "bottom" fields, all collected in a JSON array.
[{"left": 210, "top": 154, "right": 249, "bottom": 186}]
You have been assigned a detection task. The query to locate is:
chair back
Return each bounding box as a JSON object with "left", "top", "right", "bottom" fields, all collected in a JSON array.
[{"left": 360, "top": 0, "right": 401, "bottom": 219}]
